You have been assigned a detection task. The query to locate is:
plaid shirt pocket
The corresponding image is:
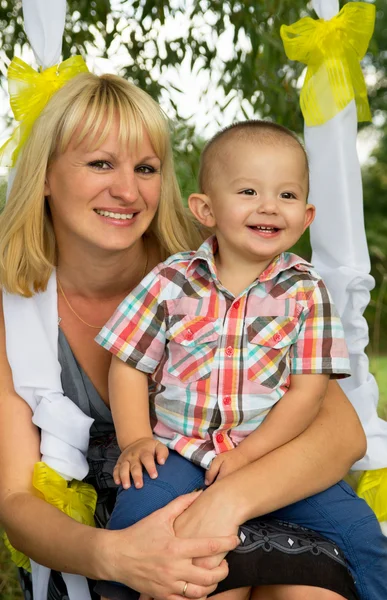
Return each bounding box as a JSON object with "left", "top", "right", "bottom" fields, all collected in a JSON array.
[
  {"left": 166, "top": 316, "right": 219, "bottom": 382},
  {"left": 246, "top": 316, "right": 299, "bottom": 388}
]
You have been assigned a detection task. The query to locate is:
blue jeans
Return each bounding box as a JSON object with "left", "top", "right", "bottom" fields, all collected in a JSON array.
[{"left": 108, "top": 451, "right": 387, "bottom": 600}]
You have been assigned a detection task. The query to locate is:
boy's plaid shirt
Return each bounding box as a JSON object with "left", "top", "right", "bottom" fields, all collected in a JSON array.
[{"left": 97, "top": 236, "right": 350, "bottom": 469}]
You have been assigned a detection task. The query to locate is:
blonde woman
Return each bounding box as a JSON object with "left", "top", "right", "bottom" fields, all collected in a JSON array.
[{"left": 0, "top": 72, "right": 366, "bottom": 600}]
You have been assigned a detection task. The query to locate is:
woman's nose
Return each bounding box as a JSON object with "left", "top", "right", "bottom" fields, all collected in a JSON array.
[{"left": 110, "top": 168, "right": 139, "bottom": 203}]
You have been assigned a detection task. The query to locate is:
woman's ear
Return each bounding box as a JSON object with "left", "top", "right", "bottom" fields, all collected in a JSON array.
[
  {"left": 44, "top": 177, "right": 51, "bottom": 196},
  {"left": 188, "top": 193, "right": 216, "bottom": 228}
]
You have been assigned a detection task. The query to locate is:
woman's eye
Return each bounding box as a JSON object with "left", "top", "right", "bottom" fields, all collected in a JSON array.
[
  {"left": 135, "top": 165, "right": 157, "bottom": 174},
  {"left": 280, "top": 192, "right": 297, "bottom": 199},
  {"left": 239, "top": 189, "right": 256, "bottom": 196},
  {"left": 88, "top": 160, "right": 111, "bottom": 170}
]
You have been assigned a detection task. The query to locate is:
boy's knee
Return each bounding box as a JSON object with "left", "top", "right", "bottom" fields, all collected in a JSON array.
[{"left": 109, "top": 480, "right": 177, "bottom": 530}]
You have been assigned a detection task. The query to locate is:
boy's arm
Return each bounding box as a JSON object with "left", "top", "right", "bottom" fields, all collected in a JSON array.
[
  {"left": 205, "top": 373, "right": 329, "bottom": 485},
  {"left": 109, "top": 355, "right": 168, "bottom": 488},
  {"left": 235, "top": 373, "right": 329, "bottom": 460}
]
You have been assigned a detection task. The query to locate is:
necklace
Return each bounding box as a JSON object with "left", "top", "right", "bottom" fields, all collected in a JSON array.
[{"left": 57, "top": 239, "right": 149, "bottom": 329}]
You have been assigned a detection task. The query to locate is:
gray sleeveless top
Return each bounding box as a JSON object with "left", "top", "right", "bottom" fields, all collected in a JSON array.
[
  {"left": 58, "top": 328, "right": 114, "bottom": 435},
  {"left": 58, "top": 328, "right": 119, "bottom": 528}
]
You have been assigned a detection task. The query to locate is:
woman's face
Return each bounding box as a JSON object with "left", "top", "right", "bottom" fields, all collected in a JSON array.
[{"left": 45, "top": 117, "right": 161, "bottom": 255}]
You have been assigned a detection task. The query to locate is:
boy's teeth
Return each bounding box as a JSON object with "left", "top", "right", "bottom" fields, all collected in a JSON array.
[
  {"left": 95, "top": 209, "right": 134, "bottom": 220},
  {"left": 256, "top": 226, "right": 275, "bottom": 231}
]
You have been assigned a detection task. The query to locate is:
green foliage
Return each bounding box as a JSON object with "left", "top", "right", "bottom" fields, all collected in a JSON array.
[
  {"left": 0, "top": 1, "right": 383, "bottom": 131},
  {"left": 0, "top": 530, "right": 23, "bottom": 599},
  {"left": 171, "top": 122, "right": 206, "bottom": 204},
  {"left": 362, "top": 126, "right": 387, "bottom": 353}
]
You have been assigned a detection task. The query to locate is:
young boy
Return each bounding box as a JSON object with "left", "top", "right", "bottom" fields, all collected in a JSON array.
[{"left": 97, "top": 121, "right": 384, "bottom": 600}]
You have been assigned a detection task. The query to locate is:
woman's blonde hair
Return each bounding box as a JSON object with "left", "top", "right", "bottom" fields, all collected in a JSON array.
[{"left": 0, "top": 72, "right": 203, "bottom": 296}]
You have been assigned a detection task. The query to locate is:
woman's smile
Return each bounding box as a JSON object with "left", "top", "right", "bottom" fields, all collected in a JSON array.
[{"left": 93, "top": 208, "right": 137, "bottom": 225}]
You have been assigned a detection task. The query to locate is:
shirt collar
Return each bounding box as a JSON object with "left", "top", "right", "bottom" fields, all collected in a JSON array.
[
  {"left": 259, "top": 252, "right": 313, "bottom": 282},
  {"left": 186, "top": 235, "right": 313, "bottom": 284},
  {"left": 186, "top": 235, "right": 218, "bottom": 281}
]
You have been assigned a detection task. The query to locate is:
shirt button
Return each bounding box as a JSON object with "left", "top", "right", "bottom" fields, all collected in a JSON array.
[
  {"left": 225, "top": 346, "right": 234, "bottom": 356},
  {"left": 223, "top": 396, "right": 232, "bottom": 406},
  {"left": 216, "top": 433, "right": 224, "bottom": 443},
  {"left": 233, "top": 301, "right": 240, "bottom": 309},
  {"left": 185, "top": 329, "right": 194, "bottom": 340},
  {"left": 273, "top": 333, "right": 282, "bottom": 343}
]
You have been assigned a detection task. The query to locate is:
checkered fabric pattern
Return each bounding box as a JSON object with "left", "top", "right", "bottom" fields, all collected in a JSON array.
[{"left": 97, "top": 236, "right": 350, "bottom": 469}]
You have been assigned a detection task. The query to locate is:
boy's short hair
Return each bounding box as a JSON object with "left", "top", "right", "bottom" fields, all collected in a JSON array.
[{"left": 199, "top": 120, "right": 309, "bottom": 195}]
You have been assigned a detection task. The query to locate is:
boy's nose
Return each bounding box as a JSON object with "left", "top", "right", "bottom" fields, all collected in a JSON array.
[{"left": 256, "top": 195, "right": 278, "bottom": 214}]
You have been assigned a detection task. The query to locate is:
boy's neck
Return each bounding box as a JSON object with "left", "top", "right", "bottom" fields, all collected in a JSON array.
[{"left": 214, "top": 249, "right": 277, "bottom": 298}]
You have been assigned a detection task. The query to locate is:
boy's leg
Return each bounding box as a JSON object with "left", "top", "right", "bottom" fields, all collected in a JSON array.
[
  {"left": 265, "top": 480, "right": 387, "bottom": 600},
  {"left": 96, "top": 451, "right": 205, "bottom": 600},
  {"left": 108, "top": 450, "right": 205, "bottom": 531}
]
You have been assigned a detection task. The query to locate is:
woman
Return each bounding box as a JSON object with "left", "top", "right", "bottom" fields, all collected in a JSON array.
[{"left": 0, "top": 71, "right": 369, "bottom": 600}]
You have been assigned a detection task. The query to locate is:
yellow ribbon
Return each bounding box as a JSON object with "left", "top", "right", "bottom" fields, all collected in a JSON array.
[
  {"left": 0, "top": 55, "right": 88, "bottom": 167},
  {"left": 280, "top": 2, "right": 375, "bottom": 126},
  {"left": 357, "top": 468, "right": 387, "bottom": 524},
  {"left": 3, "top": 462, "right": 97, "bottom": 572}
]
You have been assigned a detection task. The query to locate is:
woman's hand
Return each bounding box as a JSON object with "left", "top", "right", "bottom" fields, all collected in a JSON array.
[{"left": 103, "top": 491, "right": 239, "bottom": 600}]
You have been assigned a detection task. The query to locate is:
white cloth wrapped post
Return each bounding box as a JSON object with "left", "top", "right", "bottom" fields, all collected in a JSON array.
[
  {"left": 306, "top": 0, "right": 387, "bottom": 471},
  {"left": 1, "top": 1, "right": 94, "bottom": 598}
]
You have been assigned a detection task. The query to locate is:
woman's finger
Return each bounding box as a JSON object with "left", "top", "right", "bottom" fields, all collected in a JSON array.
[
  {"left": 159, "top": 491, "right": 203, "bottom": 526},
  {"left": 177, "top": 534, "right": 240, "bottom": 559},
  {"left": 176, "top": 558, "right": 230, "bottom": 589},
  {"left": 169, "top": 581, "right": 218, "bottom": 600}
]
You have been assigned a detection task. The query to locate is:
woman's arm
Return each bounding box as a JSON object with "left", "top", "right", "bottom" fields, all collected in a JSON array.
[
  {"left": 0, "top": 297, "right": 238, "bottom": 600},
  {"left": 175, "top": 379, "right": 366, "bottom": 539}
]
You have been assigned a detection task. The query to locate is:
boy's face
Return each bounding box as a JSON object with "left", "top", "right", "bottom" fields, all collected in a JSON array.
[{"left": 196, "top": 139, "right": 314, "bottom": 265}]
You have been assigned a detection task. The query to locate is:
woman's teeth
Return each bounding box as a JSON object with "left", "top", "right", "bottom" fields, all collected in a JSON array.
[{"left": 95, "top": 209, "right": 134, "bottom": 220}]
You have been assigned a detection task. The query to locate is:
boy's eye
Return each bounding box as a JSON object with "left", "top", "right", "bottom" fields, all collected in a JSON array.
[
  {"left": 280, "top": 192, "right": 297, "bottom": 199},
  {"left": 135, "top": 165, "right": 157, "bottom": 174},
  {"left": 88, "top": 160, "right": 111, "bottom": 170},
  {"left": 239, "top": 189, "right": 256, "bottom": 196}
]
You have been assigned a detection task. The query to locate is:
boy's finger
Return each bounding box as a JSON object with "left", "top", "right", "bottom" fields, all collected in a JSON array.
[
  {"left": 130, "top": 461, "right": 144, "bottom": 489},
  {"left": 119, "top": 461, "right": 132, "bottom": 490},
  {"left": 113, "top": 463, "right": 122, "bottom": 486},
  {"left": 141, "top": 451, "right": 158, "bottom": 480},
  {"left": 156, "top": 442, "right": 169, "bottom": 465},
  {"left": 205, "top": 460, "right": 219, "bottom": 485}
]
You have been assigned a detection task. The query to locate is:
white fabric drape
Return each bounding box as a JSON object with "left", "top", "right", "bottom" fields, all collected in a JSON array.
[
  {"left": 1, "top": 2, "right": 94, "bottom": 598},
  {"left": 307, "top": 0, "right": 387, "bottom": 471}
]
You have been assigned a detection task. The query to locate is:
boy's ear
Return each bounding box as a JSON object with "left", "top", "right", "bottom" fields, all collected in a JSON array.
[
  {"left": 188, "top": 193, "right": 216, "bottom": 228},
  {"left": 303, "top": 203, "right": 315, "bottom": 232}
]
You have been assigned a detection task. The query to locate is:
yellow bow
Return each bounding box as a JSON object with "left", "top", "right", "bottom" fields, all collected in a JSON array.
[
  {"left": 357, "top": 468, "right": 387, "bottom": 524},
  {"left": 3, "top": 462, "right": 97, "bottom": 572},
  {"left": 0, "top": 55, "right": 88, "bottom": 167},
  {"left": 280, "top": 2, "right": 375, "bottom": 126}
]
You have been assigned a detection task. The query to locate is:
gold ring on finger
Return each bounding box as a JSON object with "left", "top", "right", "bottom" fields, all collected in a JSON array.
[{"left": 182, "top": 582, "right": 188, "bottom": 597}]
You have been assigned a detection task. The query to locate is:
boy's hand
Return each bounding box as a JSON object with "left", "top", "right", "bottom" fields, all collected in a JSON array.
[
  {"left": 113, "top": 438, "right": 169, "bottom": 490},
  {"left": 205, "top": 448, "right": 250, "bottom": 486}
]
